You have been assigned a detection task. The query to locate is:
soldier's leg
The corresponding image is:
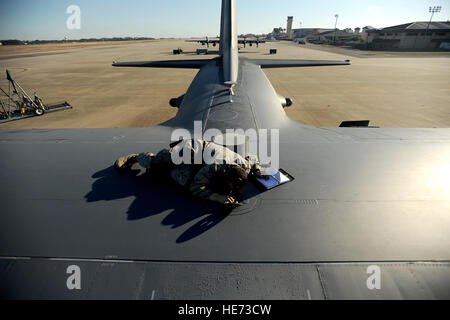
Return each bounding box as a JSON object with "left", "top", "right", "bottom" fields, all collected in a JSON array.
[
  {"left": 136, "top": 152, "right": 155, "bottom": 169},
  {"left": 170, "top": 165, "right": 195, "bottom": 188},
  {"left": 114, "top": 154, "right": 138, "bottom": 170},
  {"left": 150, "top": 149, "right": 173, "bottom": 171}
]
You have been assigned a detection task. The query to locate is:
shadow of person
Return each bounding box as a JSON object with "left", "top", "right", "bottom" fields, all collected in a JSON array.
[
  {"left": 84, "top": 165, "right": 230, "bottom": 243},
  {"left": 174, "top": 212, "right": 229, "bottom": 243},
  {"left": 172, "top": 178, "right": 266, "bottom": 243}
]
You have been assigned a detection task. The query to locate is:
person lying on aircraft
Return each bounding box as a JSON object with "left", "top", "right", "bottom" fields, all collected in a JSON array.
[{"left": 114, "top": 139, "right": 267, "bottom": 205}]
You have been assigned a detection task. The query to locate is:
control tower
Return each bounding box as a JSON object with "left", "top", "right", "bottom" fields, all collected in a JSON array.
[{"left": 287, "top": 16, "right": 294, "bottom": 39}]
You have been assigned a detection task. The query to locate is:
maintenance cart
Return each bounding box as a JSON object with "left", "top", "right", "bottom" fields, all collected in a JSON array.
[{"left": 0, "top": 70, "right": 72, "bottom": 123}]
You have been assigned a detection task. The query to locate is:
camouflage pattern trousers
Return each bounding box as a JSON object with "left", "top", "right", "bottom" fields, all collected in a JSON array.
[{"left": 136, "top": 150, "right": 196, "bottom": 188}]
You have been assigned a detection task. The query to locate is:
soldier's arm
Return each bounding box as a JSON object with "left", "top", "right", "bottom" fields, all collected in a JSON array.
[
  {"left": 246, "top": 154, "right": 262, "bottom": 173},
  {"left": 189, "top": 165, "right": 236, "bottom": 204},
  {"left": 189, "top": 165, "right": 217, "bottom": 200},
  {"left": 245, "top": 155, "right": 271, "bottom": 180},
  {"left": 209, "top": 193, "right": 236, "bottom": 205}
]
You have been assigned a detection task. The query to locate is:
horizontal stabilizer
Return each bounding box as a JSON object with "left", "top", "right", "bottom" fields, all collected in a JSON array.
[
  {"left": 249, "top": 59, "right": 351, "bottom": 68},
  {"left": 112, "top": 59, "right": 212, "bottom": 69}
]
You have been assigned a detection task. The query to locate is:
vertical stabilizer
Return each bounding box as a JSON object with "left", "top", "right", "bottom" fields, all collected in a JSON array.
[{"left": 219, "top": 0, "right": 238, "bottom": 84}]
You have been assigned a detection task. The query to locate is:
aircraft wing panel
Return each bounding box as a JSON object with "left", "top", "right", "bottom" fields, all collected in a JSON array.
[
  {"left": 1, "top": 127, "right": 450, "bottom": 299},
  {"left": 2, "top": 259, "right": 449, "bottom": 299},
  {"left": 1, "top": 127, "right": 450, "bottom": 261}
]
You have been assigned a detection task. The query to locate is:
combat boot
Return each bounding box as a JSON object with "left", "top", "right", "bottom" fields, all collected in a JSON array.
[{"left": 114, "top": 154, "right": 138, "bottom": 170}]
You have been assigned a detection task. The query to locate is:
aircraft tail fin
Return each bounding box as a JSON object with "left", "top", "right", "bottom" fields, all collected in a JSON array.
[{"left": 220, "top": 0, "right": 238, "bottom": 83}]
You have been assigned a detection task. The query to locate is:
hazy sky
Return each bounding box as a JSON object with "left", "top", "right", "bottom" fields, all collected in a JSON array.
[{"left": 0, "top": 0, "right": 449, "bottom": 40}]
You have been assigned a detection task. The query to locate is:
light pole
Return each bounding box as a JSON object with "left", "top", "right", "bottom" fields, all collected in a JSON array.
[
  {"left": 426, "top": 6, "right": 442, "bottom": 36},
  {"left": 334, "top": 14, "right": 339, "bottom": 44}
]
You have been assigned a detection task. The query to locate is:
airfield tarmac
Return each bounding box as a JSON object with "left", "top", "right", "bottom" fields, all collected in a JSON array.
[{"left": 0, "top": 39, "right": 449, "bottom": 129}]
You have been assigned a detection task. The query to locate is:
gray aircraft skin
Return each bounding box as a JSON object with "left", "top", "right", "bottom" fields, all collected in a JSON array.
[{"left": 1, "top": 0, "right": 450, "bottom": 300}]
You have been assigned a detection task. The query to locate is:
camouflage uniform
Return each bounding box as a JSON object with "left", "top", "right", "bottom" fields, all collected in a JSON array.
[
  {"left": 171, "top": 139, "right": 261, "bottom": 173},
  {"left": 188, "top": 164, "right": 228, "bottom": 199},
  {"left": 171, "top": 139, "right": 262, "bottom": 200},
  {"left": 119, "top": 139, "right": 261, "bottom": 199},
  {"left": 136, "top": 150, "right": 173, "bottom": 171}
]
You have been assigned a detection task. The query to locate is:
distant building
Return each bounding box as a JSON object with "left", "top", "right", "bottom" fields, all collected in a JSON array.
[
  {"left": 292, "top": 28, "right": 333, "bottom": 39},
  {"left": 311, "top": 30, "right": 357, "bottom": 43},
  {"left": 366, "top": 21, "right": 450, "bottom": 50},
  {"left": 361, "top": 26, "right": 375, "bottom": 43}
]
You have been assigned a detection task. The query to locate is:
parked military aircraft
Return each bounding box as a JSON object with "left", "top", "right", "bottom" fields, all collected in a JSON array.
[
  {"left": 186, "top": 36, "right": 218, "bottom": 48},
  {"left": 187, "top": 35, "right": 266, "bottom": 48},
  {"left": 1, "top": 0, "right": 449, "bottom": 299}
]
